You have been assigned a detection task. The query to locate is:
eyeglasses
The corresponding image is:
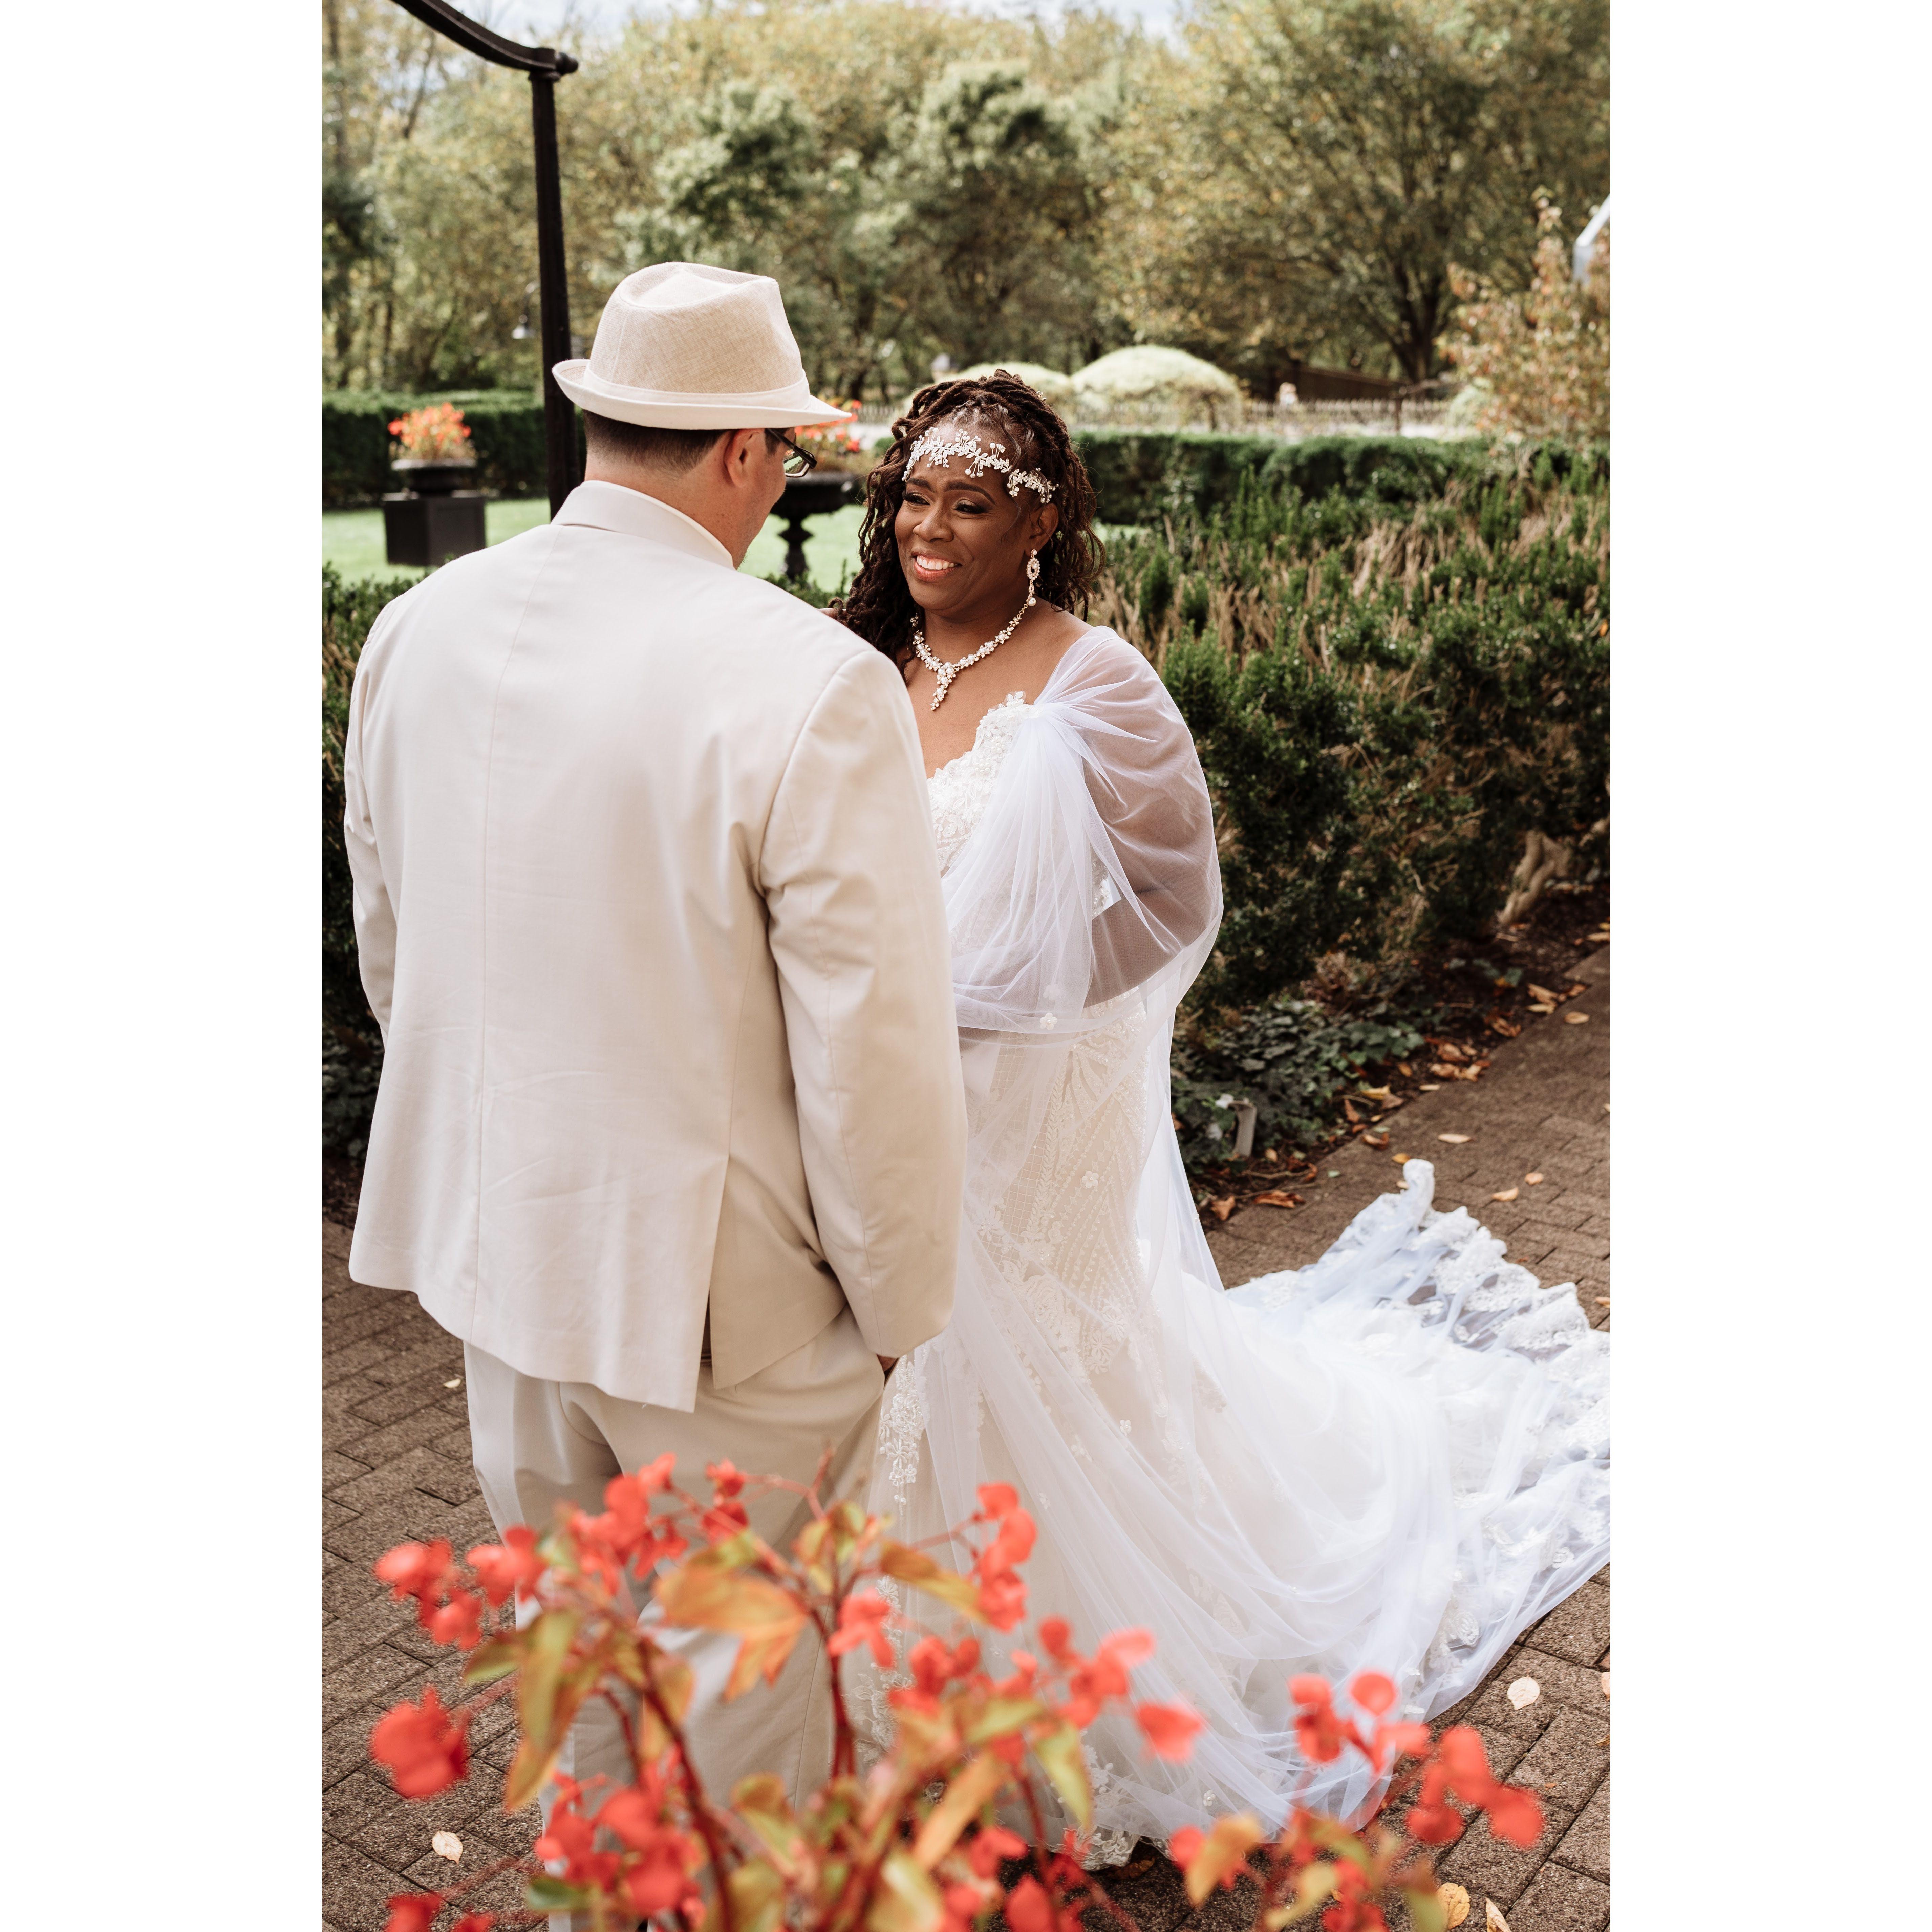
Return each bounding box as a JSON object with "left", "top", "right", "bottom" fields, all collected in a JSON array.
[{"left": 767, "top": 429, "right": 817, "bottom": 478}]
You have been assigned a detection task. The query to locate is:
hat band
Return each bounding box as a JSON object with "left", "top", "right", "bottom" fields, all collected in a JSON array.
[{"left": 577, "top": 368, "right": 814, "bottom": 406}]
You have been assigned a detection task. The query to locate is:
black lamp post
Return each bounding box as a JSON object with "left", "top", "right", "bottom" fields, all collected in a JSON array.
[{"left": 389, "top": 0, "right": 583, "bottom": 516}]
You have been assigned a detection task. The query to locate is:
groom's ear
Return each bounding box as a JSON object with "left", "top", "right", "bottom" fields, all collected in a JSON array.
[{"left": 718, "top": 427, "right": 768, "bottom": 488}]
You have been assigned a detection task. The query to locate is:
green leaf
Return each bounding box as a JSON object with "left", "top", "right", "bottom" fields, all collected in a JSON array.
[
  {"left": 961, "top": 1696, "right": 1047, "bottom": 1745},
  {"left": 515, "top": 1609, "right": 581, "bottom": 1755},
  {"left": 1403, "top": 1885, "right": 1448, "bottom": 1932},
  {"left": 866, "top": 1848, "right": 947, "bottom": 1932},
  {"left": 460, "top": 1636, "right": 523, "bottom": 1686},
  {"left": 1030, "top": 1723, "right": 1092, "bottom": 1833},
  {"left": 525, "top": 1874, "right": 592, "bottom": 1911}
]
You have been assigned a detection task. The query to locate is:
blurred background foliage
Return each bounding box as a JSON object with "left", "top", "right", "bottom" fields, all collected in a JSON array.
[{"left": 321, "top": 0, "right": 1608, "bottom": 400}]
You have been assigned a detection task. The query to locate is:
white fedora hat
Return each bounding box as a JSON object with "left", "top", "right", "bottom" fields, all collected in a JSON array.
[{"left": 553, "top": 262, "right": 853, "bottom": 431}]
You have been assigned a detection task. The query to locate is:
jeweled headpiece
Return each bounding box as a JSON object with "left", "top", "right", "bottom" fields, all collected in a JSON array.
[{"left": 907, "top": 428, "right": 1056, "bottom": 502}]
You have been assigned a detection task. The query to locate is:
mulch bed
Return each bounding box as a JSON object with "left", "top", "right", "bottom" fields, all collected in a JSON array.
[{"left": 1192, "top": 880, "right": 1610, "bottom": 1224}]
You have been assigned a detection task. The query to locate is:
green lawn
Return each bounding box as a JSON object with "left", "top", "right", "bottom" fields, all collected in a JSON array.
[{"left": 322, "top": 498, "right": 865, "bottom": 595}]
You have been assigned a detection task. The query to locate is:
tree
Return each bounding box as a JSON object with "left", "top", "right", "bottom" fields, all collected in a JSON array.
[
  {"left": 1104, "top": 0, "right": 1608, "bottom": 386},
  {"left": 1445, "top": 197, "right": 1609, "bottom": 439},
  {"left": 888, "top": 64, "right": 1110, "bottom": 370}
]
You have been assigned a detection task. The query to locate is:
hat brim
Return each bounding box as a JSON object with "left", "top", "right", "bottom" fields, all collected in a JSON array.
[{"left": 553, "top": 361, "right": 853, "bottom": 430}]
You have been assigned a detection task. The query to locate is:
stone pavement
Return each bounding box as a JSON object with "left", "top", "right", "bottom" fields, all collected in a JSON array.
[{"left": 322, "top": 950, "right": 1610, "bottom": 1932}]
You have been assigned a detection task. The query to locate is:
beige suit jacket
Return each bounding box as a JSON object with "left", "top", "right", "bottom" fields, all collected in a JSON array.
[{"left": 343, "top": 481, "right": 965, "bottom": 1410}]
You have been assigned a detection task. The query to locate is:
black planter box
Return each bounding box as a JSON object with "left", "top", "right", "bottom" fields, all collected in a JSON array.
[{"left": 383, "top": 491, "right": 487, "bottom": 569}]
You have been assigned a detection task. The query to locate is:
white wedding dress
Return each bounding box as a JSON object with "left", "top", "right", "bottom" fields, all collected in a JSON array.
[{"left": 853, "top": 629, "right": 1609, "bottom": 1856}]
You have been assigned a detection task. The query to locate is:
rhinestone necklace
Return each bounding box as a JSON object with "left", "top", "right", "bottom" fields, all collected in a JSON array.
[{"left": 911, "top": 576, "right": 1038, "bottom": 711}]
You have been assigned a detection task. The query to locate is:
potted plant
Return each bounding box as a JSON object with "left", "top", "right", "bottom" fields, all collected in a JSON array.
[
  {"left": 388, "top": 402, "right": 479, "bottom": 496},
  {"left": 383, "top": 403, "right": 488, "bottom": 568}
]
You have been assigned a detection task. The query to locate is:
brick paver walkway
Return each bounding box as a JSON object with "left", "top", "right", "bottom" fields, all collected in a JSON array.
[{"left": 322, "top": 949, "right": 1610, "bottom": 1932}]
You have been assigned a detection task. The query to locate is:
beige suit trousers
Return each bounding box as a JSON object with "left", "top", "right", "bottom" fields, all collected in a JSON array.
[{"left": 464, "top": 1309, "right": 885, "bottom": 1911}]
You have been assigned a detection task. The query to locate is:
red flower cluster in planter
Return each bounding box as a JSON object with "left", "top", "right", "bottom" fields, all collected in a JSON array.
[
  {"left": 388, "top": 403, "right": 475, "bottom": 465},
  {"left": 366, "top": 1457, "right": 1541, "bottom": 1932}
]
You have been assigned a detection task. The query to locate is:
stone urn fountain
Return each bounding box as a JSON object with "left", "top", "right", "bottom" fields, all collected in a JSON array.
[{"left": 776, "top": 472, "right": 860, "bottom": 583}]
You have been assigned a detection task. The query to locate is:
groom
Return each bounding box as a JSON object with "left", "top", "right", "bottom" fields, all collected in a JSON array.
[{"left": 342, "top": 262, "right": 966, "bottom": 1815}]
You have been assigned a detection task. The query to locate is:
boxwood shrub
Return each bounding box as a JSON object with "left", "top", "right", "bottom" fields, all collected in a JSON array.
[{"left": 1099, "top": 447, "right": 1609, "bottom": 1010}]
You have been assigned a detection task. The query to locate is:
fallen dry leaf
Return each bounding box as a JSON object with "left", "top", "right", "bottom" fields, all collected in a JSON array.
[
  {"left": 1565, "top": 984, "right": 1588, "bottom": 997},
  {"left": 1418, "top": 1082, "right": 1441, "bottom": 1092},
  {"left": 1506, "top": 1677, "right": 1541, "bottom": 1710},
  {"left": 1397, "top": 1062, "right": 1414, "bottom": 1077},
  {"left": 1392, "top": 1153, "right": 1411, "bottom": 1165},
  {"left": 1486, "top": 1901, "right": 1513, "bottom": 1932},
  {"left": 1488, "top": 1016, "right": 1522, "bottom": 1039},
  {"left": 1437, "top": 1883, "right": 1472, "bottom": 1929},
  {"left": 1600, "top": 1672, "right": 1611, "bottom": 1698},
  {"left": 1252, "top": 1191, "right": 1302, "bottom": 1210},
  {"left": 443, "top": 1378, "right": 462, "bottom": 1390},
  {"left": 1209, "top": 1196, "right": 1235, "bottom": 1222},
  {"left": 432, "top": 1832, "right": 463, "bottom": 1862},
  {"left": 1362, "top": 1131, "right": 1391, "bottom": 1150},
  {"left": 1358, "top": 1085, "right": 1393, "bottom": 1101},
  {"left": 1527, "top": 983, "right": 1560, "bottom": 1004},
  {"left": 1491, "top": 1187, "right": 1519, "bottom": 1202},
  {"left": 1341, "top": 1097, "right": 1363, "bottom": 1123},
  {"left": 1527, "top": 1001, "right": 1555, "bottom": 1015},
  {"left": 1564, "top": 1012, "right": 1590, "bottom": 1025},
  {"left": 1438, "top": 1133, "right": 1471, "bottom": 1144},
  {"left": 1525, "top": 1172, "right": 1545, "bottom": 1185},
  {"left": 1435, "top": 1041, "right": 1469, "bottom": 1064},
  {"left": 1595, "top": 1296, "right": 1610, "bottom": 1307},
  {"left": 1262, "top": 1147, "right": 1278, "bottom": 1162}
]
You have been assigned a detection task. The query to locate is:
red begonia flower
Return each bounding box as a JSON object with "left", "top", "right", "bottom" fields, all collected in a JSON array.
[
  {"left": 1348, "top": 1672, "right": 1396, "bottom": 1715},
  {"left": 382, "top": 1894, "right": 443, "bottom": 1932},
  {"left": 375, "top": 1540, "right": 454, "bottom": 1611},
  {"left": 1136, "top": 1702, "right": 1205, "bottom": 1760},
  {"left": 828, "top": 1593, "right": 897, "bottom": 1667},
  {"left": 976, "top": 1483, "right": 1020, "bottom": 1519},
  {"left": 705, "top": 1459, "right": 746, "bottom": 1499},
  {"left": 1003, "top": 1877, "right": 1054, "bottom": 1932},
  {"left": 975, "top": 1572, "right": 1028, "bottom": 1631},
  {"left": 466, "top": 1526, "right": 544, "bottom": 1607},
  {"left": 429, "top": 1590, "right": 484, "bottom": 1651},
  {"left": 1435, "top": 1726, "right": 1497, "bottom": 1802},
  {"left": 967, "top": 1825, "right": 1028, "bottom": 1877},
  {"left": 1038, "top": 1618, "right": 1075, "bottom": 1662},
  {"left": 370, "top": 1687, "right": 470, "bottom": 1798},
  {"left": 1483, "top": 1784, "right": 1544, "bottom": 1848},
  {"left": 1287, "top": 1675, "right": 1333, "bottom": 1708}
]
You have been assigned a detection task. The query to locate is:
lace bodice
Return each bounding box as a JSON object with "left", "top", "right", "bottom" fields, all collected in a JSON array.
[{"left": 927, "top": 691, "right": 1030, "bottom": 874}]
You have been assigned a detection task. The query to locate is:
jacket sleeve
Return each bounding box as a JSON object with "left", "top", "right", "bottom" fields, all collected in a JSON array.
[
  {"left": 760, "top": 647, "right": 966, "bottom": 1360},
  {"left": 343, "top": 653, "right": 396, "bottom": 1042}
]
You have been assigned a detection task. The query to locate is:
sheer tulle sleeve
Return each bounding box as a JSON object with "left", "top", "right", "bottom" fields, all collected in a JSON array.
[{"left": 941, "top": 630, "right": 1221, "bottom": 1037}]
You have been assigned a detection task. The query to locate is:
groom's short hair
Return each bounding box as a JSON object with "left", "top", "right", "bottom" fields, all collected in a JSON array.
[{"left": 581, "top": 409, "right": 730, "bottom": 474}]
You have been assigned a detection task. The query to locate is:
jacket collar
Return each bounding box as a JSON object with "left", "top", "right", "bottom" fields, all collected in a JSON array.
[{"left": 552, "top": 480, "right": 734, "bottom": 570}]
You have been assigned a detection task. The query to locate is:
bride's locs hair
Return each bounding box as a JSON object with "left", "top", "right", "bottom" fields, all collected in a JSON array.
[{"left": 830, "top": 371, "right": 1103, "bottom": 663}]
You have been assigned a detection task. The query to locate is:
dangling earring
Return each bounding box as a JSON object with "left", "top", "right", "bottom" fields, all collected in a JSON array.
[{"left": 1025, "top": 549, "right": 1040, "bottom": 609}]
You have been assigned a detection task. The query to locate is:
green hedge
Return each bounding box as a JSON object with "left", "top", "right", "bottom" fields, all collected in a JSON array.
[
  {"left": 324, "top": 389, "right": 559, "bottom": 506},
  {"left": 1069, "top": 430, "right": 1590, "bottom": 525},
  {"left": 1107, "top": 450, "right": 1609, "bottom": 1011}
]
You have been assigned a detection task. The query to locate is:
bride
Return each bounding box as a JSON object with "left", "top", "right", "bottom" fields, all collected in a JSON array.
[{"left": 827, "top": 373, "right": 1609, "bottom": 1857}]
